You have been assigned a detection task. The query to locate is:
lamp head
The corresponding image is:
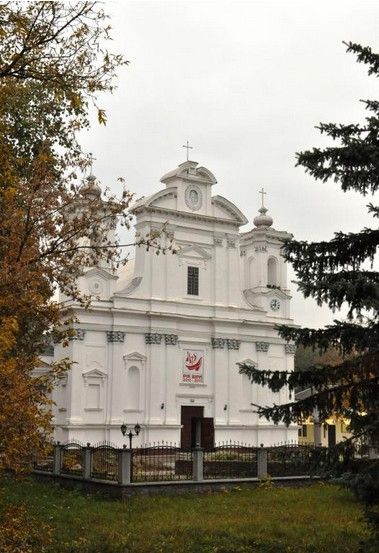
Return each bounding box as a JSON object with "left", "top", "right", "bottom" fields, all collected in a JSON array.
[
  {"left": 120, "top": 423, "right": 127, "bottom": 436},
  {"left": 134, "top": 423, "right": 141, "bottom": 435}
]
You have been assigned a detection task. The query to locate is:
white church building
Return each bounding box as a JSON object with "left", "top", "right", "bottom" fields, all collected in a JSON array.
[{"left": 52, "top": 159, "right": 298, "bottom": 448}]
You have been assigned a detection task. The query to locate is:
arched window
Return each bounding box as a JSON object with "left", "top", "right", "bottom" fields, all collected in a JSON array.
[
  {"left": 126, "top": 366, "right": 140, "bottom": 410},
  {"left": 267, "top": 257, "right": 278, "bottom": 287},
  {"left": 248, "top": 257, "right": 258, "bottom": 287}
]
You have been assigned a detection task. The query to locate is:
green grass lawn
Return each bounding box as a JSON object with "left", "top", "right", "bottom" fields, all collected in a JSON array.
[{"left": 0, "top": 477, "right": 377, "bottom": 553}]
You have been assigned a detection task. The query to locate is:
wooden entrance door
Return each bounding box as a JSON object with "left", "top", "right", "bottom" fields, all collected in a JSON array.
[
  {"left": 194, "top": 417, "right": 215, "bottom": 449},
  {"left": 181, "top": 406, "right": 203, "bottom": 449},
  {"left": 327, "top": 424, "right": 336, "bottom": 448}
]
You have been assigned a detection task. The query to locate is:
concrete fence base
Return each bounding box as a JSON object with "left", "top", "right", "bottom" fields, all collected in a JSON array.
[{"left": 33, "top": 471, "right": 320, "bottom": 499}]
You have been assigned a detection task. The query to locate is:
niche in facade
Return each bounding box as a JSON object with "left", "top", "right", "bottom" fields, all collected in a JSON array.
[
  {"left": 267, "top": 257, "right": 278, "bottom": 287},
  {"left": 126, "top": 366, "right": 140, "bottom": 411}
]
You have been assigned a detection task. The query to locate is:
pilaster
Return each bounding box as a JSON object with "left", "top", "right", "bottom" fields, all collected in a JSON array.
[
  {"left": 255, "top": 341, "right": 271, "bottom": 423},
  {"left": 107, "top": 331, "right": 125, "bottom": 430}
]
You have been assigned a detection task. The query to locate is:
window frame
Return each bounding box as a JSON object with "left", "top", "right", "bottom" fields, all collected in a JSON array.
[{"left": 187, "top": 265, "right": 199, "bottom": 296}]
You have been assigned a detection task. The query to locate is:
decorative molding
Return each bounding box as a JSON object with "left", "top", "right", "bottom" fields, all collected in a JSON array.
[
  {"left": 285, "top": 344, "right": 297, "bottom": 355},
  {"left": 213, "top": 236, "right": 223, "bottom": 246},
  {"left": 145, "top": 332, "right": 162, "bottom": 345},
  {"left": 240, "top": 249, "right": 246, "bottom": 257},
  {"left": 165, "top": 334, "right": 178, "bottom": 346},
  {"left": 118, "top": 276, "right": 142, "bottom": 295},
  {"left": 227, "top": 238, "right": 236, "bottom": 248},
  {"left": 144, "top": 333, "right": 178, "bottom": 345},
  {"left": 123, "top": 352, "right": 147, "bottom": 363},
  {"left": 82, "top": 368, "right": 107, "bottom": 383},
  {"left": 71, "top": 329, "right": 86, "bottom": 341},
  {"left": 106, "top": 331, "right": 125, "bottom": 343},
  {"left": 185, "top": 184, "right": 203, "bottom": 211},
  {"left": 254, "top": 245, "right": 267, "bottom": 253},
  {"left": 239, "top": 358, "right": 257, "bottom": 367},
  {"left": 89, "top": 278, "right": 104, "bottom": 295},
  {"left": 211, "top": 337, "right": 240, "bottom": 350},
  {"left": 227, "top": 339, "right": 240, "bottom": 350},
  {"left": 255, "top": 341, "right": 270, "bottom": 352},
  {"left": 177, "top": 244, "right": 212, "bottom": 261},
  {"left": 211, "top": 337, "right": 225, "bottom": 349},
  {"left": 57, "top": 374, "right": 68, "bottom": 387}
]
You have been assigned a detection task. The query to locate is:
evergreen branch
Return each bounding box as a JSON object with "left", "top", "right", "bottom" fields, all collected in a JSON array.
[
  {"left": 276, "top": 321, "right": 379, "bottom": 354},
  {"left": 344, "top": 41, "right": 379, "bottom": 76},
  {"left": 293, "top": 271, "right": 379, "bottom": 316},
  {"left": 281, "top": 228, "right": 378, "bottom": 273},
  {"left": 239, "top": 351, "right": 378, "bottom": 393}
]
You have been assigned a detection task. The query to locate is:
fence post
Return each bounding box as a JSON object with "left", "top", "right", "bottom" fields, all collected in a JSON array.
[
  {"left": 257, "top": 445, "right": 268, "bottom": 479},
  {"left": 53, "top": 442, "right": 62, "bottom": 475},
  {"left": 83, "top": 443, "right": 92, "bottom": 479},
  {"left": 118, "top": 445, "right": 132, "bottom": 485},
  {"left": 193, "top": 447, "right": 204, "bottom": 481}
]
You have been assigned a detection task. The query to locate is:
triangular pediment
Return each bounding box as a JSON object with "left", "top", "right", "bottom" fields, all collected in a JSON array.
[
  {"left": 123, "top": 352, "right": 147, "bottom": 362},
  {"left": 82, "top": 368, "right": 107, "bottom": 379},
  {"left": 178, "top": 244, "right": 211, "bottom": 260}
]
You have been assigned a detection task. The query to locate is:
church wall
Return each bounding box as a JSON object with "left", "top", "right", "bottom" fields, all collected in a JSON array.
[
  {"left": 53, "top": 319, "right": 298, "bottom": 446},
  {"left": 54, "top": 161, "right": 298, "bottom": 447}
]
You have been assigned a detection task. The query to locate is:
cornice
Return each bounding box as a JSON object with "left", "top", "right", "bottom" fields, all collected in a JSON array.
[{"left": 132, "top": 205, "right": 240, "bottom": 228}]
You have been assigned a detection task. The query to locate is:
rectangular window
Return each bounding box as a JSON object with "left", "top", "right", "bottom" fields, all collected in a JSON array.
[
  {"left": 302, "top": 424, "right": 307, "bottom": 437},
  {"left": 187, "top": 266, "right": 199, "bottom": 295}
]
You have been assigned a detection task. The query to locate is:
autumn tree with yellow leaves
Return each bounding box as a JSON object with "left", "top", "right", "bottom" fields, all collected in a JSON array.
[{"left": 0, "top": 1, "right": 169, "bottom": 475}]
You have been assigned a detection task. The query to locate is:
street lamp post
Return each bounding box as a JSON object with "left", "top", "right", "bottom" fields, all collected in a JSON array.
[{"left": 120, "top": 422, "right": 141, "bottom": 449}]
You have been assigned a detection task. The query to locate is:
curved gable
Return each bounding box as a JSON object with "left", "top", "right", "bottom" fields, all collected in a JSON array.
[
  {"left": 132, "top": 188, "right": 177, "bottom": 213},
  {"left": 212, "top": 195, "right": 248, "bottom": 226}
]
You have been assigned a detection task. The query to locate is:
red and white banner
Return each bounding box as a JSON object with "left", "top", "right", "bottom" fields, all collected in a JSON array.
[{"left": 182, "top": 350, "right": 204, "bottom": 384}]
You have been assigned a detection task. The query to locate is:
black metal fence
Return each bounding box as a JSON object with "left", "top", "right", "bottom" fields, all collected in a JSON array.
[
  {"left": 132, "top": 443, "right": 193, "bottom": 482},
  {"left": 33, "top": 442, "right": 54, "bottom": 473},
  {"left": 203, "top": 443, "right": 258, "bottom": 480},
  {"left": 267, "top": 443, "right": 326, "bottom": 477},
  {"left": 91, "top": 442, "right": 119, "bottom": 482},
  {"left": 60, "top": 442, "right": 84, "bottom": 476},
  {"left": 35, "top": 440, "right": 367, "bottom": 484}
]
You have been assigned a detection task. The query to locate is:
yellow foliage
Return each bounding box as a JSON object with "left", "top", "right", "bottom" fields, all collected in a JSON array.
[{"left": 0, "top": 501, "right": 52, "bottom": 553}]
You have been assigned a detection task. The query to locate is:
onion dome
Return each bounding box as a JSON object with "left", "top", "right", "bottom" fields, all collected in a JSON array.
[
  {"left": 80, "top": 173, "right": 101, "bottom": 198},
  {"left": 253, "top": 206, "right": 273, "bottom": 228}
]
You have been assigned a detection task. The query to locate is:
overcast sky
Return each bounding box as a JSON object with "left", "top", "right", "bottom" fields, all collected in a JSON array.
[{"left": 80, "top": 0, "right": 378, "bottom": 329}]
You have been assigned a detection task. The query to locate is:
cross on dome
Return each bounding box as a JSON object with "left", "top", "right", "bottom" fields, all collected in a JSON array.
[
  {"left": 259, "top": 187, "right": 267, "bottom": 208},
  {"left": 254, "top": 187, "right": 273, "bottom": 228},
  {"left": 88, "top": 152, "right": 96, "bottom": 175}
]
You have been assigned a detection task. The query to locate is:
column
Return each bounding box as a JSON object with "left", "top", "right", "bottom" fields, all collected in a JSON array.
[
  {"left": 145, "top": 332, "right": 165, "bottom": 427},
  {"left": 107, "top": 331, "right": 126, "bottom": 432},
  {"left": 67, "top": 330, "right": 86, "bottom": 426},
  {"left": 226, "top": 340, "right": 242, "bottom": 425},
  {"left": 164, "top": 334, "right": 179, "bottom": 427},
  {"left": 255, "top": 341, "right": 271, "bottom": 426},
  {"left": 212, "top": 338, "right": 228, "bottom": 426}
]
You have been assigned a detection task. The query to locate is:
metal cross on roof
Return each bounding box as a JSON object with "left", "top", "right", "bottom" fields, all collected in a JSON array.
[
  {"left": 259, "top": 187, "right": 267, "bottom": 208},
  {"left": 182, "top": 140, "right": 193, "bottom": 161},
  {"left": 88, "top": 152, "right": 96, "bottom": 174}
]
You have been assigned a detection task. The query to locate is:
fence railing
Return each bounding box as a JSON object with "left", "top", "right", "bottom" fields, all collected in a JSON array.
[
  {"left": 203, "top": 443, "right": 258, "bottom": 480},
  {"left": 266, "top": 443, "right": 328, "bottom": 477},
  {"left": 33, "top": 441, "right": 333, "bottom": 485},
  {"left": 132, "top": 444, "right": 193, "bottom": 482},
  {"left": 91, "top": 443, "right": 119, "bottom": 482}
]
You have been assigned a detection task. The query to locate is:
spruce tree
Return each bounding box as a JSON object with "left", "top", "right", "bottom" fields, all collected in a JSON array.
[{"left": 240, "top": 42, "right": 378, "bottom": 494}]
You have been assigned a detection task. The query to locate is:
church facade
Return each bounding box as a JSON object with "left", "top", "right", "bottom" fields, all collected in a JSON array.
[{"left": 52, "top": 160, "right": 298, "bottom": 447}]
